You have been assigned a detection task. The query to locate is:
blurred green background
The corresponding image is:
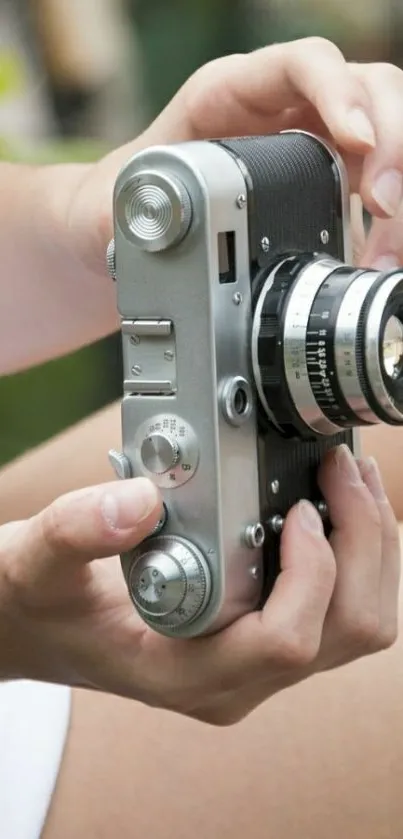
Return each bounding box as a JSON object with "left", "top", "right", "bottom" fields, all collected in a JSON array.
[{"left": 0, "top": 0, "right": 400, "bottom": 467}]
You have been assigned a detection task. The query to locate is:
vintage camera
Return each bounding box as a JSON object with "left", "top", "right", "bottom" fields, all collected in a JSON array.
[{"left": 107, "top": 131, "right": 403, "bottom": 639}]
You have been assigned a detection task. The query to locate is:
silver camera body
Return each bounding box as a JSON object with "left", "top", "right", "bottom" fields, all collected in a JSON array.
[{"left": 108, "top": 132, "right": 403, "bottom": 638}]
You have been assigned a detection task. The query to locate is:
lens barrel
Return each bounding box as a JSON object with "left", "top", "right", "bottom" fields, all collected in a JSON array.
[{"left": 252, "top": 254, "right": 403, "bottom": 437}]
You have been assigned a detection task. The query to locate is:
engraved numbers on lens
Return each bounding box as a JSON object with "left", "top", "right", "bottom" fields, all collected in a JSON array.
[{"left": 134, "top": 414, "right": 199, "bottom": 489}]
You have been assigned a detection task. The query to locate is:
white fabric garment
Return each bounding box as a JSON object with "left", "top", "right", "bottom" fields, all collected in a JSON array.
[{"left": 0, "top": 681, "right": 71, "bottom": 839}]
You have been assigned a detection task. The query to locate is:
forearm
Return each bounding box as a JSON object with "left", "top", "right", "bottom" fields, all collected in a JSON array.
[
  {"left": 0, "top": 161, "right": 118, "bottom": 375},
  {"left": 0, "top": 401, "right": 121, "bottom": 523}
]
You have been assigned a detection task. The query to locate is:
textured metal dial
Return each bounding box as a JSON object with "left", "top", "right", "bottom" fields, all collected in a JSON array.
[
  {"left": 140, "top": 432, "right": 180, "bottom": 475},
  {"left": 133, "top": 414, "right": 199, "bottom": 489},
  {"left": 126, "top": 535, "right": 211, "bottom": 630},
  {"left": 116, "top": 170, "right": 192, "bottom": 253},
  {"left": 106, "top": 238, "right": 116, "bottom": 281}
]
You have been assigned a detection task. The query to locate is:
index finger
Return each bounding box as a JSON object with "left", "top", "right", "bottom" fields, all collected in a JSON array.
[
  {"left": 192, "top": 500, "right": 336, "bottom": 689},
  {"left": 141, "top": 37, "right": 376, "bottom": 153}
]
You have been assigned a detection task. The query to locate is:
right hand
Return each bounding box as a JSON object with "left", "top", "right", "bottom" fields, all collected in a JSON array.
[{"left": 0, "top": 443, "right": 399, "bottom": 725}]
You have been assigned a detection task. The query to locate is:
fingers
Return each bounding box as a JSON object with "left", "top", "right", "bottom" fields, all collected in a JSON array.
[
  {"left": 359, "top": 214, "right": 403, "bottom": 271},
  {"left": 358, "top": 456, "right": 401, "bottom": 648},
  {"left": 1, "top": 478, "right": 162, "bottom": 592},
  {"left": 258, "top": 501, "right": 336, "bottom": 665},
  {"left": 201, "top": 500, "right": 336, "bottom": 691},
  {"left": 274, "top": 39, "right": 375, "bottom": 151},
  {"left": 349, "top": 62, "right": 403, "bottom": 268},
  {"left": 317, "top": 445, "right": 384, "bottom": 658},
  {"left": 351, "top": 62, "right": 403, "bottom": 220},
  {"left": 159, "top": 499, "right": 336, "bottom": 724},
  {"left": 140, "top": 38, "right": 375, "bottom": 152}
]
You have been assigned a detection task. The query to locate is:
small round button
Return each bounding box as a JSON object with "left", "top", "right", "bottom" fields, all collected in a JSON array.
[{"left": 140, "top": 432, "right": 180, "bottom": 475}]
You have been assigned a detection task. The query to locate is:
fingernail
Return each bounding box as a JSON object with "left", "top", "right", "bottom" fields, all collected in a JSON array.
[
  {"left": 371, "top": 169, "right": 403, "bottom": 217},
  {"left": 372, "top": 253, "right": 400, "bottom": 272},
  {"left": 335, "top": 444, "right": 363, "bottom": 486},
  {"left": 358, "top": 456, "right": 387, "bottom": 502},
  {"left": 101, "top": 478, "right": 158, "bottom": 530},
  {"left": 298, "top": 500, "right": 324, "bottom": 535},
  {"left": 347, "top": 108, "right": 376, "bottom": 147}
]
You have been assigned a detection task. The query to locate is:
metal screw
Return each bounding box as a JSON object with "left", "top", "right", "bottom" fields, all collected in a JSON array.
[
  {"left": 131, "top": 365, "right": 142, "bottom": 376},
  {"left": 268, "top": 514, "right": 284, "bottom": 535},
  {"left": 236, "top": 193, "right": 247, "bottom": 209},
  {"left": 260, "top": 236, "right": 270, "bottom": 253},
  {"left": 245, "top": 522, "right": 265, "bottom": 549},
  {"left": 164, "top": 350, "right": 174, "bottom": 361},
  {"left": 232, "top": 292, "right": 243, "bottom": 305},
  {"left": 270, "top": 479, "right": 280, "bottom": 495},
  {"left": 130, "top": 335, "right": 140, "bottom": 345},
  {"left": 320, "top": 230, "right": 330, "bottom": 245},
  {"left": 250, "top": 565, "right": 260, "bottom": 580}
]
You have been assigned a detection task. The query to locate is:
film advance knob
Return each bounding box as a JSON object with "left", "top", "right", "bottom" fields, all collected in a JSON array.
[
  {"left": 123, "top": 170, "right": 192, "bottom": 252},
  {"left": 127, "top": 535, "right": 211, "bottom": 629},
  {"left": 140, "top": 432, "right": 180, "bottom": 475}
]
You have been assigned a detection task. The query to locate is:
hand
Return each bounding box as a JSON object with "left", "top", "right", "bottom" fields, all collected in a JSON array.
[
  {"left": 0, "top": 444, "right": 398, "bottom": 725},
  {"left": 70, "top": 37, "right": 403, "bottom": 279},
  {"left": 10, "top": 37, "right": 403, "bottom": 373}
]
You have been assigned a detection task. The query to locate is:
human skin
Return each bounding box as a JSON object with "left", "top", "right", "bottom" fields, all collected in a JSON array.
[
  {"left": 3, "top": 38, "right": 403, "bottom": 376},
  {"left": 1, "top": 413, "right": 402, "bottom": 839},
  {"left": 42, "top": 617, "right": 403, "bottom": 839},
  {"left": 2, "top": 39, "right": 403, "bottom": 720}
]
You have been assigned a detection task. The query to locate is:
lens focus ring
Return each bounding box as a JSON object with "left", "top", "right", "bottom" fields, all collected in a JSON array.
[{"left": 252, "top": 253, "right": 403, "bottom": 437}]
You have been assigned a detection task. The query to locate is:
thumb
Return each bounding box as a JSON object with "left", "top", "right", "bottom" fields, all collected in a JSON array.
[{"left": 4, "top": 478, "right": 161, "bottom": 588}]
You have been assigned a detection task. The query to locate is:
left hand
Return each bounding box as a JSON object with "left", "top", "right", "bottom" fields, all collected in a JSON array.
[
  {"left": 0, "top": 445, "right": 399, "bottom": 726},
  {"left": 71, "top": 37, "right": 403, "bottom": 279}
]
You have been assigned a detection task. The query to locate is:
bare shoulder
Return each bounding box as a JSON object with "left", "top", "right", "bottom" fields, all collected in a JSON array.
[{"left": 44, "top": 538, "right": 403, "bottom": 839}]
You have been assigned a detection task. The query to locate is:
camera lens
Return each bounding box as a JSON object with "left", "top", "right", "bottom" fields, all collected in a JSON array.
[
  {"left": 251, "top": 254, "right": 403, "bottom": 437},
  {"left": 382, "top": 315, "right": 403, "bottom": 380}
]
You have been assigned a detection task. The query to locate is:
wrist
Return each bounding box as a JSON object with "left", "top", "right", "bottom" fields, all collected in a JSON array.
[
  {"left": 0, "top": 158, "right": 119, "bottom": 374},
  {"left": 25, "top": 160, "right": 93, "bottom": 275}
]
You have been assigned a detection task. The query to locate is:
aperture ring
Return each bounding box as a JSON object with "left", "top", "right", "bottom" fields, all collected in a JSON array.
[
  {"left": 283, "top": 257, "right": 345, "bottom": 435},
  {"left": 306, "top": 267, "right": 373, "bottom": 426}
]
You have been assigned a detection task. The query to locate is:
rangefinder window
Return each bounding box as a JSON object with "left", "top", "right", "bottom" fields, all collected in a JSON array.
[{"left": 218, "top": 231, "right": 237, "bottom": 284}]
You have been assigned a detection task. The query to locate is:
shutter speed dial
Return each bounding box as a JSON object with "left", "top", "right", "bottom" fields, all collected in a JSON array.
[
  {"left": 125, "top": 535, "right": 212, "bottom": 631},
  {"left": 140, "top": 432, "right": 180, "bottom": 474},
  {"left": 134, "top": 414, "right": 199, "bottom": 489}
]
